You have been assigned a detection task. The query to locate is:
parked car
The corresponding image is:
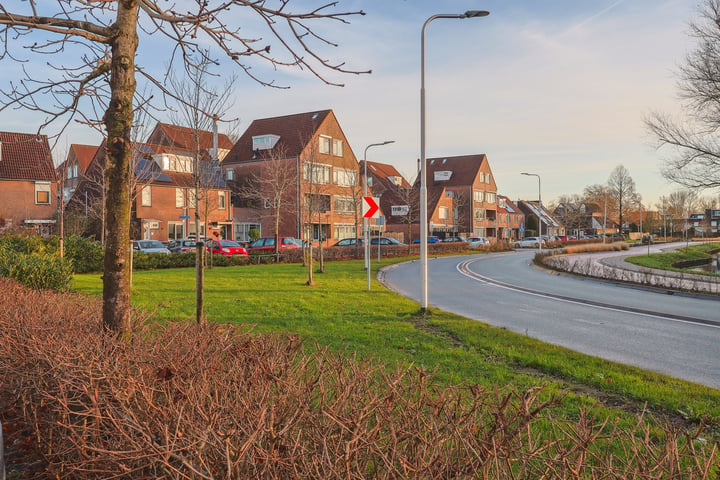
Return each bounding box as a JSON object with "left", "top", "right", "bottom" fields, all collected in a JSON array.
[
  {"left": 371, "top": 237, "right": 404, "bottom": 246},
  {"left": 332, "top": 238, "right": 364, "bottom": 247},
  {"left": 412, "top": 236, "right": 440, "bottom": 244},
  {"left": 133, "top": 240, "right": 170, "bottom": 254},
  {"left": 467, "top": 236, "right": 490, "bottom": 248},
  {"left": 168, "top": 239, "right": 197, "bottom": 253},
  {"left": 206, "top": 239, "right": 248, "bottom": 257},
  {"left": 442, "top": 236, "right": 467, "bottom": 243},
  {"left": 247, "top": 237, "right": 301, "bottom": 253},
  {"left": 513, "top": 237, "right": 543, "bottom": 248}
]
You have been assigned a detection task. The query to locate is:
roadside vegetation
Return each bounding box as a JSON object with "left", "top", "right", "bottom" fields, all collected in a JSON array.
[
  {"left": 626, "top": 242, "right": 720, "bottom": 275},
  {"left": 2, "top": 242, "right": 720, "bottom": 477}
]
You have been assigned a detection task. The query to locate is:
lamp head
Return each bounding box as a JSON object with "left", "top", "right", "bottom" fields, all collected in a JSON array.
[{"left": 464, "top": 10, "right": 490, "bottom": 18}]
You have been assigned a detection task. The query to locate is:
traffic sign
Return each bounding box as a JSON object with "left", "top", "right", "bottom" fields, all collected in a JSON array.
[
  {"left": 362, "top": 196, "right": 380, "bottom": 218},
  {"left": 391, "top": 205, "right": 409, "bottom": 216}
]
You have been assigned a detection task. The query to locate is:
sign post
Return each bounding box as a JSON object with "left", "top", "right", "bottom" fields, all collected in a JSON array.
[{"left": 362, "top": 196, "right": 380, "bottom": 291}]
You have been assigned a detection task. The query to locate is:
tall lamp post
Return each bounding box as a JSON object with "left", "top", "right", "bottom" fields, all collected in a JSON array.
[
  {"left": 364, "top": 140, "right": 394, "bottom": 291},
  {"left": 420, "top": 10, "right": 489, "bottom": 314},
  {"left": 521, "top": 172, "right": 542, "bottom": 254}
]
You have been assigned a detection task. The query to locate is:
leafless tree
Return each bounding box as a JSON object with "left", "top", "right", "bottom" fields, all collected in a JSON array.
[
  {"left": 607, "top": 165, "right": 638, "bottom": 233},
  {"left": 552, "top": 194, "right": 587, "bottom": 237},
  {"left": 234, "top": 145, "right": 299, "bottom": 255},
  {"left": 645, "top": 0, "right": 720, "bottom": 192},
  {"left": 0, "top": 1, "right": 368, "bottom": 333}
]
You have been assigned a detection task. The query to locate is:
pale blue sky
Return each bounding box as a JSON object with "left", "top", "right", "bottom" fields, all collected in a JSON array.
[{"left": 0, "top": 0, "right": 700, "bottom": 207}]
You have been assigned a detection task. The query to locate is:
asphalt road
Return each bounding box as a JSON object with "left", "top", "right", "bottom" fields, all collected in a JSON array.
[{"left": 379, "top": 251, "right": 720, "bottom": 388}]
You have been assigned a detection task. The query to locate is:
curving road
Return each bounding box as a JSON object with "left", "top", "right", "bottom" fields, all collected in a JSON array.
[{"left": 379, "top": 251, "right": 720, "bottom": 388}]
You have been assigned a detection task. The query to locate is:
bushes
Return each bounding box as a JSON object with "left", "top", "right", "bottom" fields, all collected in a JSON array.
[
  {"left": 64, "top": 235, "right": 104, "bottom": 273},
  {"left": 1, "top": 278, "right": 717, "bottom": 479},
  {"left": 0, "top": 244, "right": 73, "bottom": 292}
]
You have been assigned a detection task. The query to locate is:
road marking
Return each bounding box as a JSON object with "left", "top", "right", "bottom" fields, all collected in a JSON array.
[{"left": 456, "top": 258, "right": 720, "bottom": 330}]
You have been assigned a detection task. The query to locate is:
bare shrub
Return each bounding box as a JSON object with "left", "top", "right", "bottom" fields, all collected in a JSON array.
[{"left": 0, "top": 278, "right": 717, "bottom": 479}]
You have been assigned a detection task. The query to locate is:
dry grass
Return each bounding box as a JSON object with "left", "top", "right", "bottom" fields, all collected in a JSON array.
[
  {"left": 1, "top": 278, "right": 717, "bottom": 479},
  {"left": 561, "top": 242, "right": 630, "bottom": 254}
]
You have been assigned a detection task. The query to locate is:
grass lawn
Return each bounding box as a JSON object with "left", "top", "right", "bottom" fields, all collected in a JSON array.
[
  {"left": 73, "top": 257, "right": 720, "bottom": 433},
  {"left": 626, "top": 241, "right": 720, "bottom": 274}
]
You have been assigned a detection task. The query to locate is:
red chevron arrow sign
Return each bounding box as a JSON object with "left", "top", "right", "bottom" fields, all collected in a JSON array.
[{"left": 362, "top": 196, "right": 380, "bottom": 218}]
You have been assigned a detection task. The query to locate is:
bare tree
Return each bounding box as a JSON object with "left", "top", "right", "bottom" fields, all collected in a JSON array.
[
  {"left": 646, "top": 0, "right": 720, "bottom": 191},
  {"left": 234, "top": 145, "right": 299, "bottom": 256},
  {"left": 607, "top": 165, "right": 638, "bottom": 233},
  {"left": 552, "top": 194, "right": 587, "bottom": 237},
  {"left": 0, "top": 2, "right": 368, "bottom": 333}
]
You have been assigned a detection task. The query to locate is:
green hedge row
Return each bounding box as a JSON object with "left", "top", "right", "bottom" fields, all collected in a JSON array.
[{"left": 0, "top": 245, "right": 73, "bottom": 292}]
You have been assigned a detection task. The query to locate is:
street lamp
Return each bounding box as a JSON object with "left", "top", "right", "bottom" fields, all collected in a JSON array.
[
  {"left": 521, "top": 172, "right": 542, "bottom": 254},
  {"left": 364, "top": 140, "right": 394, "bottom": 291},
  {"left": 420, "top": 10, "right": 489, "bottom": 314}
]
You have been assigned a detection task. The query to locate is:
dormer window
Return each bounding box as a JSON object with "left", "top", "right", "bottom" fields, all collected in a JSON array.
[{"left": 252, "top": 134, "right": 280, "bottom": 151}]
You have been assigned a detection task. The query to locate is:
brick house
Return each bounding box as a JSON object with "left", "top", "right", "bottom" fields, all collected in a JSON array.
[
  {"left": 516, "top": 200, "right": 564, "bottom": 238},
  {"left": 222, "top": 109, "right": 372, "bottom": 245},
  {"left": 145, "top": 122, "right": 233, "bottom": 162},
  {"left": 416, "top": 154, "right": 502, "bottom": 240},
  {"left": 360, "top": 160, "right": 414, "bottom": 243},
  {"left": 57, "top": 144, "right": 98, "bottom": 202},
  {"left": 496, "top": 195, "right": 524, "bottom": 241},
  {"left": 69, "top": 136, "right": 233, "bottom": 241},
  {"left": 0, "top": 131, "right": 58, "bottom": 235}
]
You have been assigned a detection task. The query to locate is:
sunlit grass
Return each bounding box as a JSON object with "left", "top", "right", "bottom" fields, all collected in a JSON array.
[{"left": 73, "top": 258, "right": 720, "bottom": 428}]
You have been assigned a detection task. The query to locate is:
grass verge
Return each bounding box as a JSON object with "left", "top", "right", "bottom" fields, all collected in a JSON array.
[
  {"left": 73, "top": 258, "right": 720, "bottom": 435},
  {"left": 626, "top": 242, "right": 720, "bottom": 274}
]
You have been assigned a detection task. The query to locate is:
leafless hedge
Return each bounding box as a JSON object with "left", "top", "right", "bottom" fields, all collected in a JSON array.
[{"left": 0, "top": 278, "right": 717, "bottom": 479}]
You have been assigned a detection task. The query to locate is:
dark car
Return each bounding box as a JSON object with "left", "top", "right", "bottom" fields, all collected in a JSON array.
[
  {"left": 247, "top": 237, "right": 301, "bottom": 253},
  {"left": 206, "top": 239, "right": 248, "bottom": 257},
  {"left": 370, "top": 237, "right": 404, "bottom": 246},
  {"left": 168, "top": 239, "right": 197, "bottom": 253},
  {"left": 332, "top": 238, "right": 364, "bottom": 247},
  {"left": 412, "top": 236, "right": 440, "bottom": 244}
]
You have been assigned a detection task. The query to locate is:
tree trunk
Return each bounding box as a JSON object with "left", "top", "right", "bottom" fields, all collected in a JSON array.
[{"left": 102, "top": 1, "right": 139, "bottom": 334}]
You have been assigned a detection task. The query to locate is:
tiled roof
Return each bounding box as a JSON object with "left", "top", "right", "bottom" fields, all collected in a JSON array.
[
  {"left": 0, "top": 131, "right": 56, "bottom": 182},
  {"left": 71, "top": 144, "right": 99, "bottom": 174},
  {"left": 423, "top": 154, "right": 486, "bottom": 187},
  {"left": 363, "top": 161, "right": 412, "bottom": 188},
  {"left": 148, "top": 122, "right": 234, "bottom": 152},
  {"left": 224, "top": 110, "right": 331, "bottom": 164}
]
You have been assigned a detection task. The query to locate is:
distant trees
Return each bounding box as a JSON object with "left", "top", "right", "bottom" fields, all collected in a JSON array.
[
  {"left": 606, "top": 165, "right": 638, "bottom": 233},
  {"left": 646, "top": 0, "right": 720, "bottom": 191}
]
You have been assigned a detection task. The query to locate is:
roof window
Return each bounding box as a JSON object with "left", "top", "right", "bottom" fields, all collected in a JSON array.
[{"left": 252, "top": 134, "right": 280, "bottom": 151}]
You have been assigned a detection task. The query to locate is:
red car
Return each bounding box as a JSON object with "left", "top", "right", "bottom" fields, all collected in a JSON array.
[
  {"left": 206, "top": 239, "right": 248, "bottom": 257},
  {"left": 247, "top": 237, "right": 300, "bottom": 253}
]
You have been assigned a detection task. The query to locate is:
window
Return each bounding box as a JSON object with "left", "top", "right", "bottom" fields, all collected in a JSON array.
[
  {"left": 332, "top": 138, "right": 343, "bottom": 157},
  {"left": 319, "top": 135, "right": 331, "bottom": 155},
  {"left": 485, "top": 192, "right": 496, "bottom": 203},
  {"left": 305, "top": 193, "right": 330, "bottom": 213},
  {"left": 474, "top": 208, "right": 485, "bottom": 221},
  {"left": 168, "top": 222, "right": 184, "bottom": 240},
  {"left": 176, "top": 188, "right": 184, "bottom": 208},
  {"left": 73, "top": 164, "right": 78, "bottom": 178},
  {"left": 226, "top": 168, "right": 234, "bottom": 181},
  {"left": 161, "top": 154, "right": 193, "bottom": 173},
  {"left": 235, "top": 223, "right": 261, "bottom": 243},
  {"left": 485, "top": 173, "right": 491, "bottom": 184},
  {"left": 333, "top": 195, "right": 354, "bottom": 214},
  {"left": 264, "top": 197, "right": 277, "bottom": 209},
  {"left": 303, "top": 162, "right": 331, "bottom": 184},
  {"left": 141, "top": 185, "right": 152, "bottom": 206},
  {"left": 218, "top": 191, "right": 226, "bottom": 210},
  {"left": 188, "top": 222, "right": 206, "bottom": 238},
  {"left": 474, "top": 190, "right": 484, "bottom": 203},
  {"left": 479, "top": 172, "right": 485, "bottom": 183},
  {"left": 188, "top": 189, "right": 197, "bottom": 208},
  {"left": 35, "top": 182, "right": 51, "bottom": 204},
  {"left": 333, "top": 168, "right": 356, "bottom": 187},
  {"left": 333, "top": 224, "right": 356, "bottom": 240},
  {"left": 252, "top": 134, "right": 280, "bottom": 151},
  {"left": 439, "top": 206, "right": 448, "bottom": 220}
]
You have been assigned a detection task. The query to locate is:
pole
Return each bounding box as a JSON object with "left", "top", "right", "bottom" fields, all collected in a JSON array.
[
  {"left": 420, "top": 10, "right": 489, "bottom": 314},
  {"left": 521, "top": 173, "right": 542, "bottom": 253},
  {"left": 363, "top": 141, "right": 394, "bottom": 291}
]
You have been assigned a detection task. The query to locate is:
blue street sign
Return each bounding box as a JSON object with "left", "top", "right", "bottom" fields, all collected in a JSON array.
[{"left": 179, "top": 215, "right": 191, "bottom": 219}]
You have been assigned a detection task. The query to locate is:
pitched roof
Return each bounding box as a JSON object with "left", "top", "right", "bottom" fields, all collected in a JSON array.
[
  {"left": 363, "top": 161, "right": 412, "bottom": 188},
  {"left": 0, "top": 131, "right": 56, "bottom": 182},
  {"left": 422, "top": 154, "right": 487, "bottom": 187},
  {"left": 70, "top": 144, "right": 99, "bottom": 174},
  {"left": 225, "top": 110, "right": 331, "bottom": 164},
  {"left": 147, "top": 122, "right": 234, "bottom": 152}
]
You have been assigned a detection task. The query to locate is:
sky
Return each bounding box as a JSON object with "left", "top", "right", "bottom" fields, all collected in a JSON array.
[{"left": 0, "top": 0, "right": 703, "bottom": 208}]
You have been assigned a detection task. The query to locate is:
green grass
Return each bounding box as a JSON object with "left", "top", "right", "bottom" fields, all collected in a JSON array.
[
  {"left": 73, "top": 258, "right": 720, "bottom": 431},
  {"left": 626, "top": 242, "right": 720, "bottom": 274}
]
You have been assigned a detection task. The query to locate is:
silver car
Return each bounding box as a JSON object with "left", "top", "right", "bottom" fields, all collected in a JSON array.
[
  {"left": 513, "top": 237, "right": 543, "bottom": 248},
  {"left": 133, "top": 240, "right": 170, "bottom": 254}
]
